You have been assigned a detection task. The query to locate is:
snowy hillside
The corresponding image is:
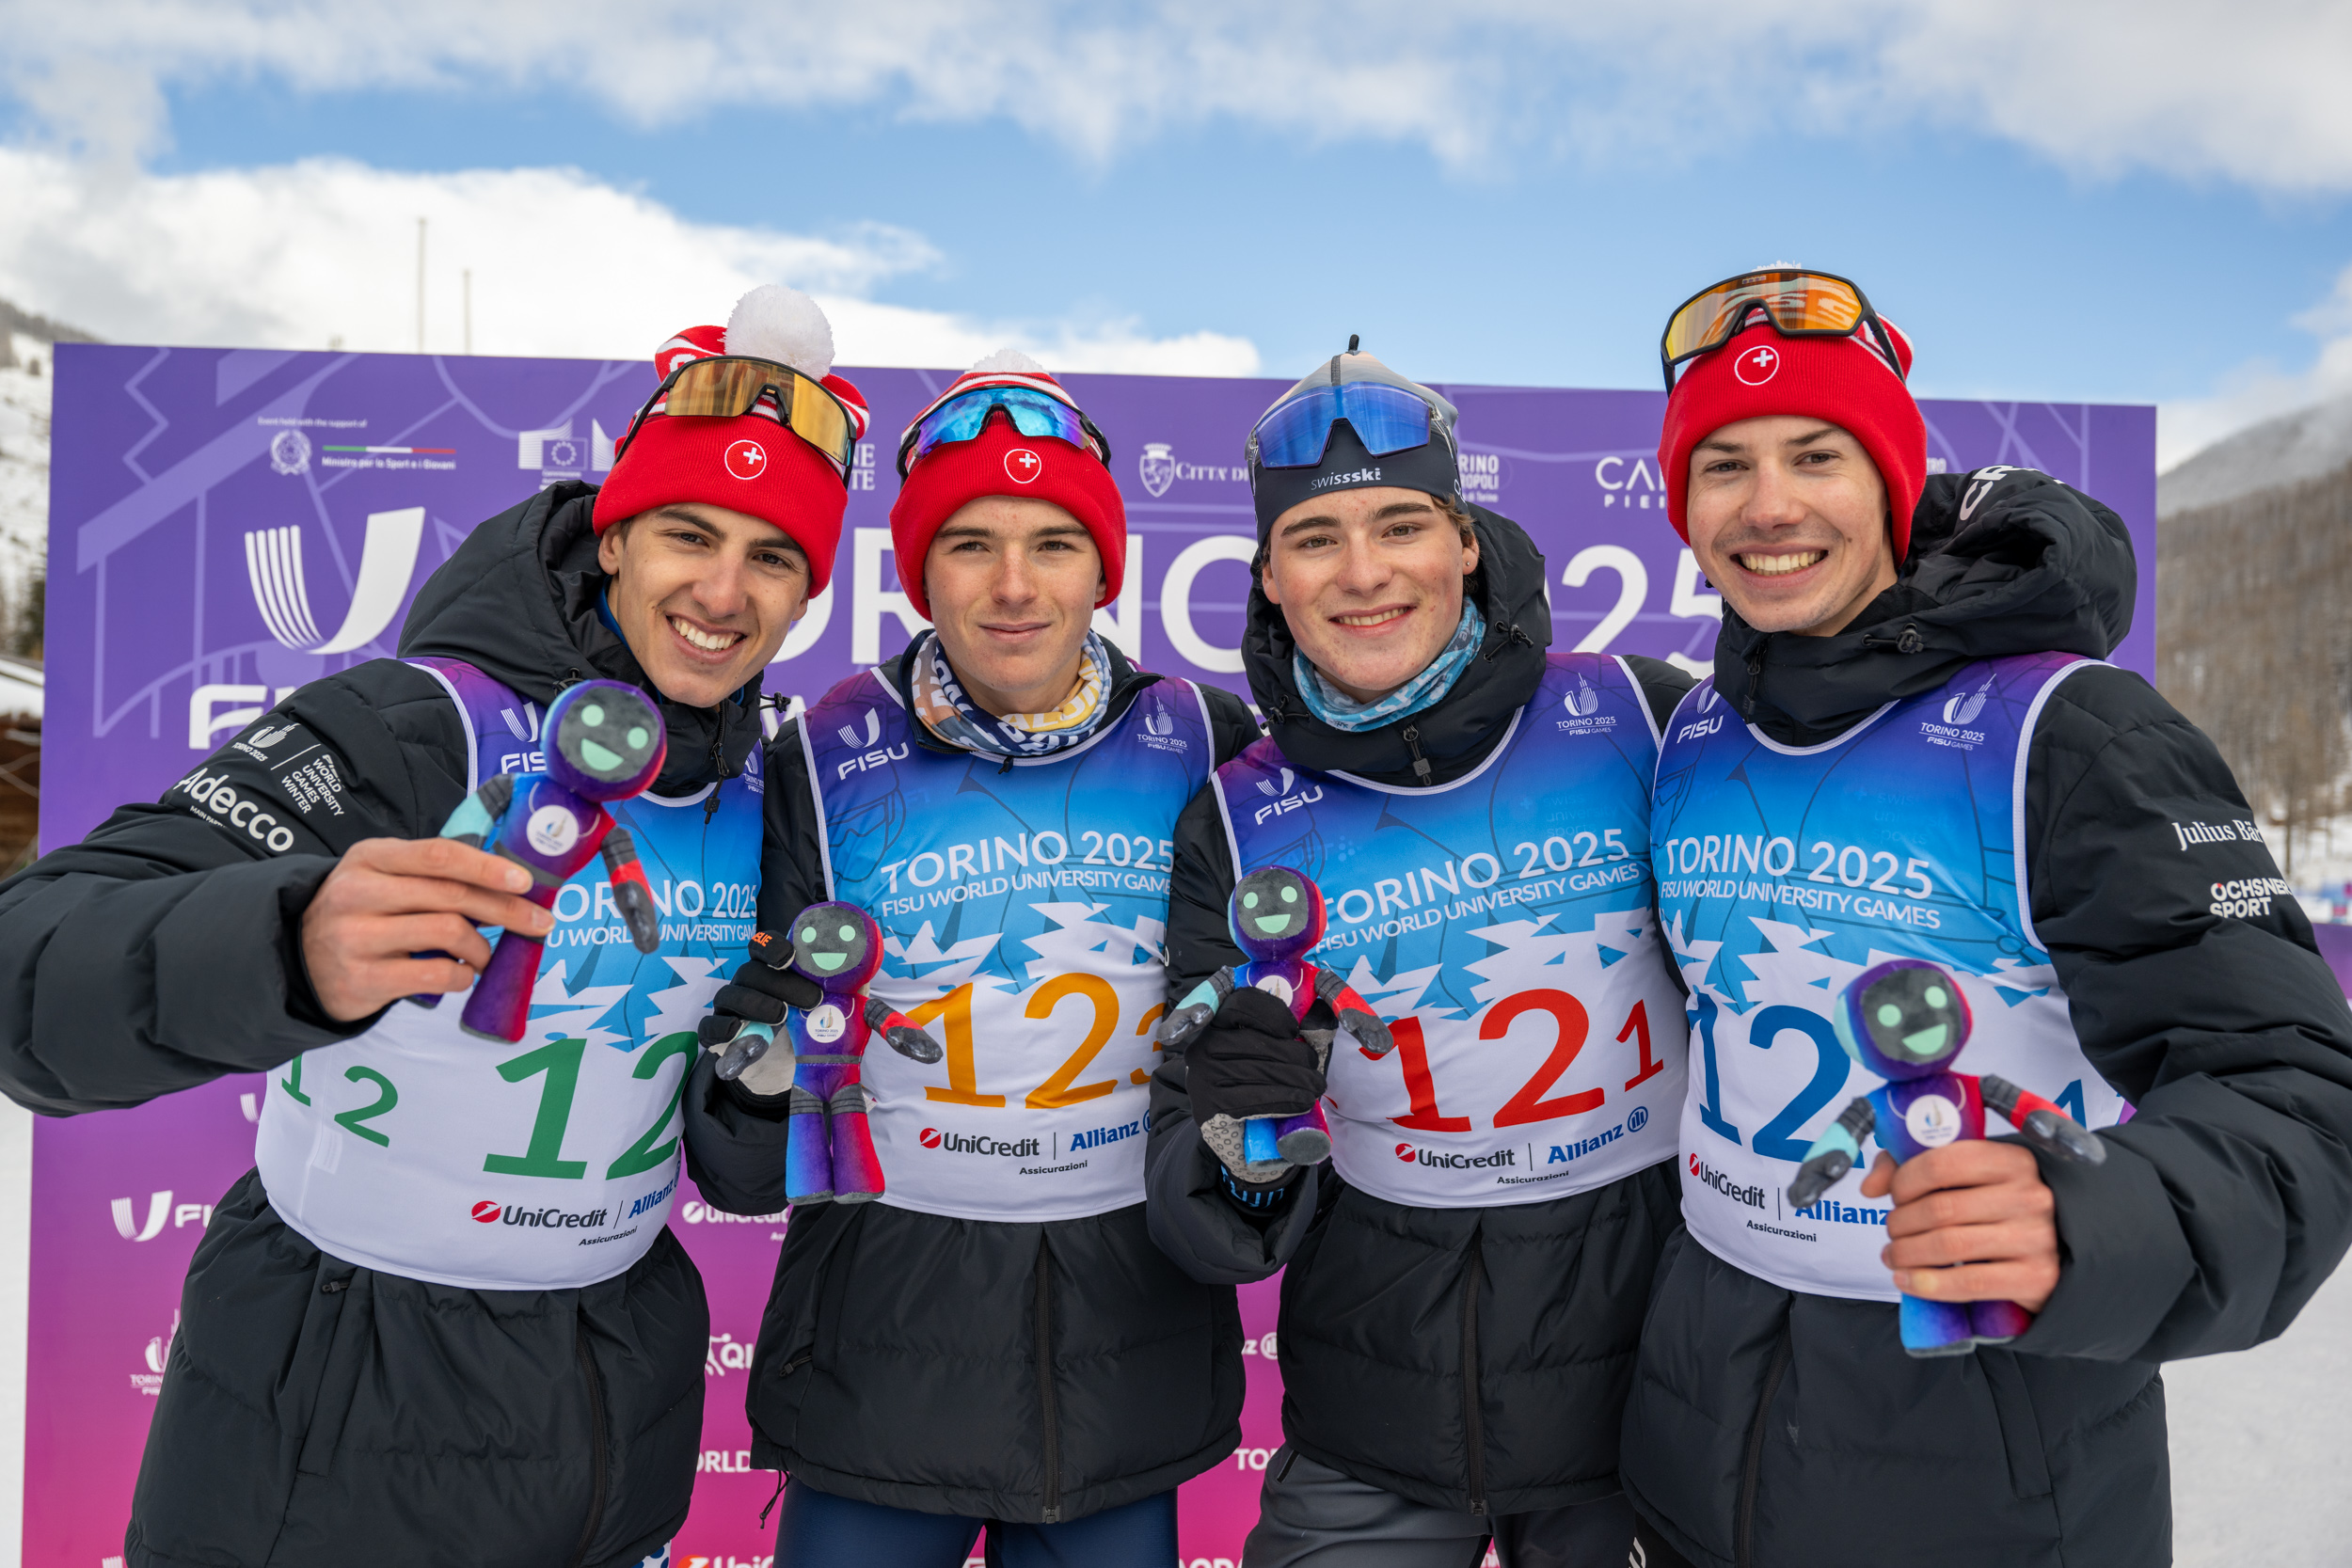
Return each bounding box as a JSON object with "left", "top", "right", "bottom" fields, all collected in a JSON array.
[
  {"left": 2160, "top": 391, "right": 2352, "bottom": 516},
  {"left": 0, "top": 333, "right": 49, "bottom": 654}
]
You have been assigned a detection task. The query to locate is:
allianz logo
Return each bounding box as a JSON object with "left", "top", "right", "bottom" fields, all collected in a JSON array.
[
  {"left": 1252, "top": 767, "right": 1324, "bottom": 826},
  {"left": 111, "top": 1190, "right": 215, "bottom": 1242},
  {"left": 832, "top": 708, "right": 910, "bottom": 779},
  {"left": 1070, "top": 1118, "right": 1142, "bottom": 1151}
]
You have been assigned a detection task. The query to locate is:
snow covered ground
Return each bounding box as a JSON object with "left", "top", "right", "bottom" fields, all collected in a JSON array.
[
  {"left": 2170, "top": 1260, "right": 2352, "bottom": 1565},
  {"left": 0, "top": 334, "right": 51, "bottom": 651}
]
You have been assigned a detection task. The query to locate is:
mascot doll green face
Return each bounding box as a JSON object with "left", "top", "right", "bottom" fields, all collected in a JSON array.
[{"left": 1787, "top": 957, "right": 2108, "bottom": 1356}]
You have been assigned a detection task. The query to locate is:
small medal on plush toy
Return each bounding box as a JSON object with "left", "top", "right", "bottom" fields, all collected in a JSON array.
[
  {"left": 1159, "top": 864, "right": 1395, "bottom": 1174},
  {"left": 708, "top": 905, "right": 944, "bottom": 1207},
  {"left": 1786, "top": 958, "right": 2106, "bottom": 1357},
  {"left": 408, "top": 679, "right": 666, "bottom": 1042}
]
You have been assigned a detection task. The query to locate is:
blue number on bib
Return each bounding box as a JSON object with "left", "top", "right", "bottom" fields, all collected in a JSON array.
[
  {"left": 1748, "top": 1006, "right": 1851, "bottom": 1162},
  {"left": 2055, "top": 1078, "right": 2086, "bottom": 1125},
  {"left": 1692, "top": 993, "right": 1740, "bottom": 1145}
]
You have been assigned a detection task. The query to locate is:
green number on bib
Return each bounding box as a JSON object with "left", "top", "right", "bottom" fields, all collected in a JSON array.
[
  {"left": 333, "top": 1067, "right": 398, "bottom": 1147},
  {"left": 606, "top": 1032, "right": 698, "bottom": 1180},
  {"left": 281, "top": 1053, "right": 310, "bottom": 1106},
  {"left": 485, "top": 1037, "right": 588, "bottom": 1179}
]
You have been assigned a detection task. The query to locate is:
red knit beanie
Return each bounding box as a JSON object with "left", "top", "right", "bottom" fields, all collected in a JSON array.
[
  {"left": 1659, "top": 313, "right": 1926, "bottom": 562},
  {"left": 591, "top": 285, "right": 869, "bottom": 597},
  {"left": 888, "top": 353, "right": 1125, "bottom": 621}
]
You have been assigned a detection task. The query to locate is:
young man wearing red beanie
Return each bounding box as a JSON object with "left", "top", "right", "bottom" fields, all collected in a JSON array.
[
  {"left": 687, "top": 351, "right": 1264, "bottom": 1565},
  {"left": 0, "top": 285, "right": 863, "bottom": 1568},
  {"left": 1620, "top": 270, "right": 2352, "bottom": 1568}
]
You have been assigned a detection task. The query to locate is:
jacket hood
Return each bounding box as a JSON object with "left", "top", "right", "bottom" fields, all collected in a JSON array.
[
  {"left": 1712, "top": 467, "right": 2136, "bottom": 745},
  {"left": 1242, "top": 502, "right": 1551, "bottom": 783},
  {"left": 398, "top": 482, "right": 765, "bottom": 794}
]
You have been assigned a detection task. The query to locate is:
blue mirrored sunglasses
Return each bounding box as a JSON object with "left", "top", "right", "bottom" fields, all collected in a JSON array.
[
  {"left": 897, "top": 386, "right": 1110, "bottom": 477},
  {"left": 1249, "top": 382, "right": 1437, "bottom": 469}
]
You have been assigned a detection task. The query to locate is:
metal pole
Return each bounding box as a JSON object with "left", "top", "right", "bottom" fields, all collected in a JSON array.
[{"left": 416, "top": 217, "right": 427, "bottom": 353}]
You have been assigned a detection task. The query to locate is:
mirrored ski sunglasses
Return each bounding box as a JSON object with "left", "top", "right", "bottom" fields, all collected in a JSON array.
[
  {"left": 617, "top": 355, "right": 857, "bottom": 474},
  {"left": 1660, "top": 268, "right": 1903, "bottom": 392},
  {"left": 896, "top": 385, "right": 1110, "bottom": 478}
]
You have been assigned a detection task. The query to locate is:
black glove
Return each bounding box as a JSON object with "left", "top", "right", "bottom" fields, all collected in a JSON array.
[
  {"left": 1187, "top": 987, "right": 1325, "bottom": 1126},
  {"left": 708, "top": 928, "right": 824, "bottom": 1026}
]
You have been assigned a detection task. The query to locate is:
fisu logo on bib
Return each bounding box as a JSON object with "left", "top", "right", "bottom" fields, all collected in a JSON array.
[
  {"left": 1652, "top": 652, "right": 2129, "bottom": 1302},
  {"left": 803, "top": 669, "right": 1215, "bottom": 1223},
  {"left": 1219, "top": 655, "right": 1687, "bottom": 1208}
]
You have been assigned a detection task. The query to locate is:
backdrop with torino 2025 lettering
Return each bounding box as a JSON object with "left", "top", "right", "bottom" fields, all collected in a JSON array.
[{"left": 33, "top": 342, "right": 2154, "bottom": 1568}]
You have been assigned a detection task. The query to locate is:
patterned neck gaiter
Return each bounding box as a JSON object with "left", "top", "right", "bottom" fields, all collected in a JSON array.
[{"left": 909, "top": 629, "right": 1116, "bottom": 758}]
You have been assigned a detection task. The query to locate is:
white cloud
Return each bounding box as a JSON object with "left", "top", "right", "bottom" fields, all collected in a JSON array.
[
  {"left": 0, "top": 149, "right": 1259, "bottom": 374},
  {"left": 10, "top": 2, "right": 2352, "bottom": 189},
  {"left": 2159, "top": 263, "right": 2352, "bottom": 470}
]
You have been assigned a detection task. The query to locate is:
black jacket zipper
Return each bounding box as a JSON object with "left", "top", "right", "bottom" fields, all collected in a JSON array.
[
  {"left": 1035, "top": 1236, "right": 1063, "bottom": 1524},
  {"left": 566, "top": 1317, "right": 612, "bottom": 1568},
  {"left": 1401, "top": 724, "right": 1434, "bottom": 785},
  {"left": 1460, "top": 1227, "right": 1488, "bottom": 1517},
  {"left": 1735, "top": 1324, "right": 1794, "bottom": 1568}
]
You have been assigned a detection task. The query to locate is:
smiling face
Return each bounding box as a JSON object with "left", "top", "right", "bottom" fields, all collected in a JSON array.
[
  {"left": 596, "top": 501, "right": 814, "bottom": 709},
  {"left": 1229, "top": 865, "right": 1327, "bottom": 963},
  {"left": 787, "top": 902, "right": 882, "bottom": 991},
  {"left": 1684, "top": 416, "right": 1898, "bottom": 638},
  {"left": 1262, "top": 486, "right": 1479, "bottom": 705},
  {"left": 545, "top": 680, "right": 666, "bottom": 800},
  {"left": 1836, "top": 958, "right": 1972, "bottom": 1080},
  {"left": 923, "top": 495, "right": 1106, "bottom": 719}
]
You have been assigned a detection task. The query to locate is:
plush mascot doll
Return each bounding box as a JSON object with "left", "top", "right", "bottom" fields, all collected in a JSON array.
[
  {"left": 1787, "top": 957, "right": 2107, "bottom": 1356},
  {"left": 708, "top": 905, "right": 944, "bottom": 1206},
  {"left": 417, "top": 679, "right": 665, "bottom": 1041},
  {"left": 1157, "top": 863, "right": 1395, "bottom": 1165}
]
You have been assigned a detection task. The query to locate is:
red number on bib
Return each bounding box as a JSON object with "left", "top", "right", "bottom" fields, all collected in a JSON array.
[
  {"left": 1491, "top": 990, "right": 1603, "bottom": 1129},
  {"left": 1621, "top": 998, "right": 1665, "bottom": 1091},
  {"left": 1386, "top": 1018, "right": 1473, "bottom": 1132}
]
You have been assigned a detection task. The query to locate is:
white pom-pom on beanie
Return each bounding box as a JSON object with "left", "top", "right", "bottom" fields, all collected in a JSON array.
[
  {"left": 967, "top": 347, "right": 1047, "bottom": 375},
  {"left": 725, "top": 284, "right": 834, "bottom": 379}
]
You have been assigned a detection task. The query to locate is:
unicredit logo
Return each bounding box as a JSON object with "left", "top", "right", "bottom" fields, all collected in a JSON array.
[
  {"left": 1688, "top": 1153, "right": 1767, "bottom": 1210},
  {"left": 923, "top": 1129, "right": 1043, "bottom": 1159},
  {"left": 1396, "top": 1145, "right": 1518, "bottom": 1170},
  {"left": 471, "top": 1201, "right": 501, "bottom": 1224},
  {"left": 473, "top": 1201, "right": 611, "bottom": 1229}
]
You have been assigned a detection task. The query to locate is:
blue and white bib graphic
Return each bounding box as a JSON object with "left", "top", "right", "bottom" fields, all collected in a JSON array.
[
  {"left": 1221, "top": 655, "right": 1686, "bottom": 1208},
  {"left": 1652, "top": 653, "right": 2127, "bottom": 1300},
  {"left": 803, "top": 669, "right": 1214, "bottom": 1222},
  {"left": 255, "top": 659, "right": 762, "bottom": 1291}
]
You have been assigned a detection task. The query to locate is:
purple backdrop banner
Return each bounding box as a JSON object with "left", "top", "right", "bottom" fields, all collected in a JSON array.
[{"left": 33, "top": 343, "right": 2156, "bottom": 1568}]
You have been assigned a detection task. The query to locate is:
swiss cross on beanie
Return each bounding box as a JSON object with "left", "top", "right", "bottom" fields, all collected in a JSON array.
[
  {"left": 1658, "top": 311, "right": 1927, "bottom": 562},
  {"left": 590, "top": 285, "right": 869, "bottom": 597},
  {"left": 887, "top": 351, "right": 1127, "bottom": 621}
]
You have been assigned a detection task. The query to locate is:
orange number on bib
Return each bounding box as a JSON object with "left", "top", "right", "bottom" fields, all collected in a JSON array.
[
  {"left": 1388, "top": 1018, "right": 1473, "bottom": 1132},
  {"left": 1491, "top": 990, "right": 1603, "bottom": 1128},
  {"left": 908, "top": 984, "right": 1007, "bottom": 1107},
  {"left": 1025, "top": 973, "right": 1122, "bottom": 1109}
]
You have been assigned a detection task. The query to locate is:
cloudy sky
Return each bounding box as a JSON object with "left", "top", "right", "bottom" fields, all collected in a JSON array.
[{"left": 5, "top": 0, "right": 2352, "bottom": 467}]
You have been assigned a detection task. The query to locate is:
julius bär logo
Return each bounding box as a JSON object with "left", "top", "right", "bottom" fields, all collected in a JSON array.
[
  {"left": 472, "top": 1201, "right": 501, "bottom": 1223},
  {"left": 1005, "top": 447, "right": 1043, "bottom": 483},
  {"left": 919, "top": 1128, "right": 944, "bottom": 1148},
  {"left": 1734, "top": 343, "right": 1781, "bottom": 385},
  {"left": 725, "top": 438, "right": 769, "bottom": 480},
  {"left": 1139, "top": 442, "right": 1176, "bottom": 497}
]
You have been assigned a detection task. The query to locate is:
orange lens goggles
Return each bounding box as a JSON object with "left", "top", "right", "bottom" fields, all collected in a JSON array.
[
  {"left": 1660, "top": 269, "right": 1893, "bottom": 391},
  {"left": 628, "top": 356, "right": 855, "bottom": 472}
]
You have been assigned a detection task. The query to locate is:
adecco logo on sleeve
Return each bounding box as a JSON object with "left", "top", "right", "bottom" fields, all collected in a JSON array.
[{"left": 170, "top": 768, "right": 298, "bottom": 852}]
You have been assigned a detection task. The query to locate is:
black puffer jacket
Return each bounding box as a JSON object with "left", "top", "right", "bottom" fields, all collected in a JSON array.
[
  {"left": 681, "top": 642, "right": 1263, "bottom": 1523},
  {"left": 1619, "top": 468, "right": 2352, "bottom": 1568},
  {"left": 1146, "top": 504, "right": 1694, "bottom": 1516},
  {"left": 0, "top": 485, "right": 755, "bottom": 1568}
]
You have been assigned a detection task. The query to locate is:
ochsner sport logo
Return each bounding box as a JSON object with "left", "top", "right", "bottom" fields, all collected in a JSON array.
[
  {"left": 1689, "top": 1152, "right": 1767, "bottom": 1210},
  {"left": 1393, "top": 1142, "right": 1518, "bottom": 1169}
]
